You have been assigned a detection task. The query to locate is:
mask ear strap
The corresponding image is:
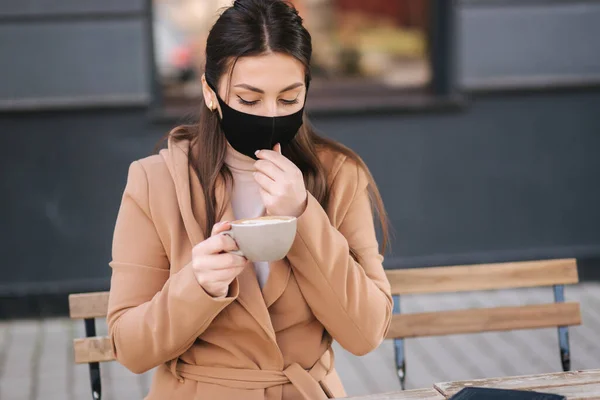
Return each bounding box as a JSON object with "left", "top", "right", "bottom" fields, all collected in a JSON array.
[
  {"left": 205, "top": 79, "right": 221, "bottom": 103},
  {"left": 206, "top": 79, "right": 216, "bottom": 92}
]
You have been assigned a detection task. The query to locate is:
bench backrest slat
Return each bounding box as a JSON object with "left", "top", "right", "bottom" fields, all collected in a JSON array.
[
  {"left": 69, "top": 292, "right": 110, "bottom": 319},
  {"left": 386, "top": 259, "right": 578, "bottom": 295}
]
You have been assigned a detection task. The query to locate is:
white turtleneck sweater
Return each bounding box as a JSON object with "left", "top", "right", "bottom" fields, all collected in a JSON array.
[{"left": 224, "top": 145, "right": 270, "bottom": 289}]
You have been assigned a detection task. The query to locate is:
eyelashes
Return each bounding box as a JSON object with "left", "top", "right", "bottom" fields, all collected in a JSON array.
[
  {"left": 236, "top": 97, "right": 258, "bottom": 106},
  {"left": 236, "top": 96, "right": 300, "bottom": 108},
  {"left": 280, "top": 98, "right": 300, "bottom": 106}
]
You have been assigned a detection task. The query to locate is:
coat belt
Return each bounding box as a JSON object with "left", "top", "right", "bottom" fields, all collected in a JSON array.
[{"left": 168, "top": 348, "right": 334, "bottom": 400}]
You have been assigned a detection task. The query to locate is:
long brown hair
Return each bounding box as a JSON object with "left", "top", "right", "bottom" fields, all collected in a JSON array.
[{"left": 169, "top": 0, "right": 390, "bottom": 254}]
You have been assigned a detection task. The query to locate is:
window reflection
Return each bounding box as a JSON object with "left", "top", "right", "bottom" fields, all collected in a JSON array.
[{"left": 152, "top": 0, "right": 430, "bottom": 105}]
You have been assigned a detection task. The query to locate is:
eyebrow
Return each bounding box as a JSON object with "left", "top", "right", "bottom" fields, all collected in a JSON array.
[{"left": 233, "top": 82, "right": 304, "bottom": 94}]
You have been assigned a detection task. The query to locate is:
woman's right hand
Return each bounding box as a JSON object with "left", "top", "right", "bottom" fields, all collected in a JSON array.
[{"left": 192, "top": 221, "right": 248, "bottom": 298}]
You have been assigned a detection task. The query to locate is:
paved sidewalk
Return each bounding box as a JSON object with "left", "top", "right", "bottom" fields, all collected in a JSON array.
[{"left": 1, "top": 283, "right": 599, "bottom": 399}]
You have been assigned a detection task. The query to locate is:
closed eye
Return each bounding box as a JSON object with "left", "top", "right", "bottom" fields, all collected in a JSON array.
[
  {"left": 237, "top": 96, "right": 259, "bottom": 107},
  {"left": 236, "top": 96, "right": 301, "bottom": 107},
  {"left": 280, "top": 98, "right": 299, "bottom": 106}
]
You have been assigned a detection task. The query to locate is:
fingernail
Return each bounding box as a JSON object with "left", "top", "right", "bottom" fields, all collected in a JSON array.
[{"left": 255, "top": 150, "right": 260, "bottom": 156}]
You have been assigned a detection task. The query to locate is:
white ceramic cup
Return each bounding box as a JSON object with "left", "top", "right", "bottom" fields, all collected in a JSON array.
[{"left": 222, "top": 216, "right": 297, "bottom": 262}]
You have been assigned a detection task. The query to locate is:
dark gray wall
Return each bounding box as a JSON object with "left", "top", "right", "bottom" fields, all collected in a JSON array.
[
  {"left": 0, "top": 0, "right": 144, "bottom": 16},
  {"left": 0, "top": 0, "right": 149, "bottom": 109},
  {"left": 0, "top": 20, "right": 148, "bottom": 105},
  {"left": 324, "top": 91, "right": 600, "bottom": 267},
  {"left": 459, "top": 0, "right": 600, "bottom": 88}
]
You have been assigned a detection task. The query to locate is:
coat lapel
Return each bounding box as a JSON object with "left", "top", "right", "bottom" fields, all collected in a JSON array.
[
  {"left": 165, "top": 138, "right": 278, "bottom": 343},
  {"left": 236, "top": 263, "right": 277, "bottom": 342},
  {"left": 211, "top": 163, "right": 292, "bottom": 310},
  {"left": 215, "top": 171, "right": 278, "bottom": 342},
  {"left": 262, "top": 259, "right": 292, "bottom": 308}
]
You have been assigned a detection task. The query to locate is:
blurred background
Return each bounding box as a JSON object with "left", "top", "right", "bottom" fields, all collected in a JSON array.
[
  {"left": 0, "top": 0, "right": 600, "bottom": 399},
  {"left": 155, "top": 0, "right": 430, "bottom": 104}
]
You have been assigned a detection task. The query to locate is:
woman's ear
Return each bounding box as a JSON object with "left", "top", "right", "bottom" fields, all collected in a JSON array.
[
  {"left": 201, "top": 74, "right": 216, "bottom": 112},
  {"left": 201, "top": 74, "right": 223, "bottom": 118}
]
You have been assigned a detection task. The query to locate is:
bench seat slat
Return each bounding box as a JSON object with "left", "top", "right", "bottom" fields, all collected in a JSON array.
[
  {"left": 386, "top": 302, "right": 581, "bottom": 339},
  {"left": 74, "top": 336, "right": 115, "bottom": 364}
]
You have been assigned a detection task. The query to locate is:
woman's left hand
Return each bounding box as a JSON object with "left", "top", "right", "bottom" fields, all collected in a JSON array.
[{"left": 254, "top": 143, "right": 308, "bottom": 218}]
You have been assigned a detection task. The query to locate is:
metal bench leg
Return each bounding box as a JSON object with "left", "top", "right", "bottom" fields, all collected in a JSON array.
[
  {"left": 84, "top": 318, "right": 102, "bottom": 400},
  {"left": 392, "top": 295, "right": 406, "bottom": 390},
  {"left": 553, "top": 285, "right": 571, "bottom": 371},
  {"left": 394, "top": 338, "right": 406, "bottom": 390}
]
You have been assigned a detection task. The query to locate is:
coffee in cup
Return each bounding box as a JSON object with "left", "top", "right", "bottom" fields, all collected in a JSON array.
[{"left": 222, "top": 216, "right": 297, "bottom": 262}]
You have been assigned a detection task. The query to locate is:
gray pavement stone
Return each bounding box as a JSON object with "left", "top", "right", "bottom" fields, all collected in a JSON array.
[
  {"left": 0, "top": 320, "right": 11, "bottom": 376},
  {"left": 105, "top": 359, "right": 144, "bottom": 399},
  {"left": 333, "top": 341, "right": 368, "bottom": 396},
  {"left": 72, "top": 363, "right": 92, "bottom": 399},
  {"left": 0, "top": 319, "right": 41, "bottom": 400},
  {"left": 354, "top": 343, "right": 402, "bottom": 395},
  {"left": 0, "top": 377, "right": 31, "bottom": 400},
  {"left": 405, "top": 337, "right": 451, "bottom": 389},
  {"left": 138, "top": 369, "right": 153, "bottom": 396},
  {"left": 72, "top": 319, "right": 85, "bottom": 339},
  {"left": 36, "top": 319, "right": 70, "bottom": 400}
]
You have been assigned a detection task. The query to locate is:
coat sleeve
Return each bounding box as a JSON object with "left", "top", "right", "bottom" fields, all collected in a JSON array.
[
  {"left": 106, "top": 161, "right": 239, "bottom": 374},
  {"left": 286, "top": 158, "right": 393, "bottom": 356}
]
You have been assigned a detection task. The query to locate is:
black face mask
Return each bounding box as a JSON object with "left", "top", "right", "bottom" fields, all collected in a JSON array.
[{"left": 207, "top": 81, "right": 304, "bottom": 160}]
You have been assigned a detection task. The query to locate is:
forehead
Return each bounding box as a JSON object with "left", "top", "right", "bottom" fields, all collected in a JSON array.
[{"left": 226, "top": 52, "right": 305, "bottom": 90}]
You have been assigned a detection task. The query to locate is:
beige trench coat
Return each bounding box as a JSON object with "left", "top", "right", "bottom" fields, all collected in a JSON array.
[{"left": 107, "top": 138, "right": 392, "bottom": 399}]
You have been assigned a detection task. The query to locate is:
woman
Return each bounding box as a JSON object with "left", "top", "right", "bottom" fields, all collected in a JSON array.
[{"left": 107, "top": 0, "right": 392, "bottom": 399}]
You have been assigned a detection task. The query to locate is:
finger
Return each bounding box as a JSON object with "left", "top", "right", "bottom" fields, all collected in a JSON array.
[
  {"left": 254, "top": 159, "right": 285, "bottom": 181},
  {"left": 195, "top": 233, "right": 238, "bottom": 255},
  {"left": 210, "top": 253, "right": 248, "bottom": 270},
  {"left": 255, "top": 149, "right": 296, "bottom": 172},
  {"left": 274, "top": 143, "right": 282, "bottom": 154},
  {"left": 211, "top": 264, "right": 247, "bottom": 282},
  {"left": 195, "top": 254, "right": 246, "bottom": 272},
  {"left": 258, "top": 188, "right": 273, "bottom": 215},
  {"left": 253, "top": 171, "right": 277, "bottom": 194},
  {"left": 211, "top": 221, "right": 231, "bottom": 236}
]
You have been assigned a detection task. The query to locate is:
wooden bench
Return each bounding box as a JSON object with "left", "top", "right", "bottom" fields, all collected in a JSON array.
[
  {"left": 69, "top": 259, "right": 581, "bottom": 398},
  {"left": 385, "top": 258, "right": 581, "bottom": 390},
  {"left": 69, "top": 291, "right": 111, "bottom": 400}
]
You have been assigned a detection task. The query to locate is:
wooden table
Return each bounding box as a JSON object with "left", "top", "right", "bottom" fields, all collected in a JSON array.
[
  {"left": 435, "top": 369, "right": 600, "bottom": 399},
  {"left": 348, "top": 388, "right": 445, "bottom": 399},
  {"left": 348, "top": 369, "right": 600, "bottom": 399}
]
